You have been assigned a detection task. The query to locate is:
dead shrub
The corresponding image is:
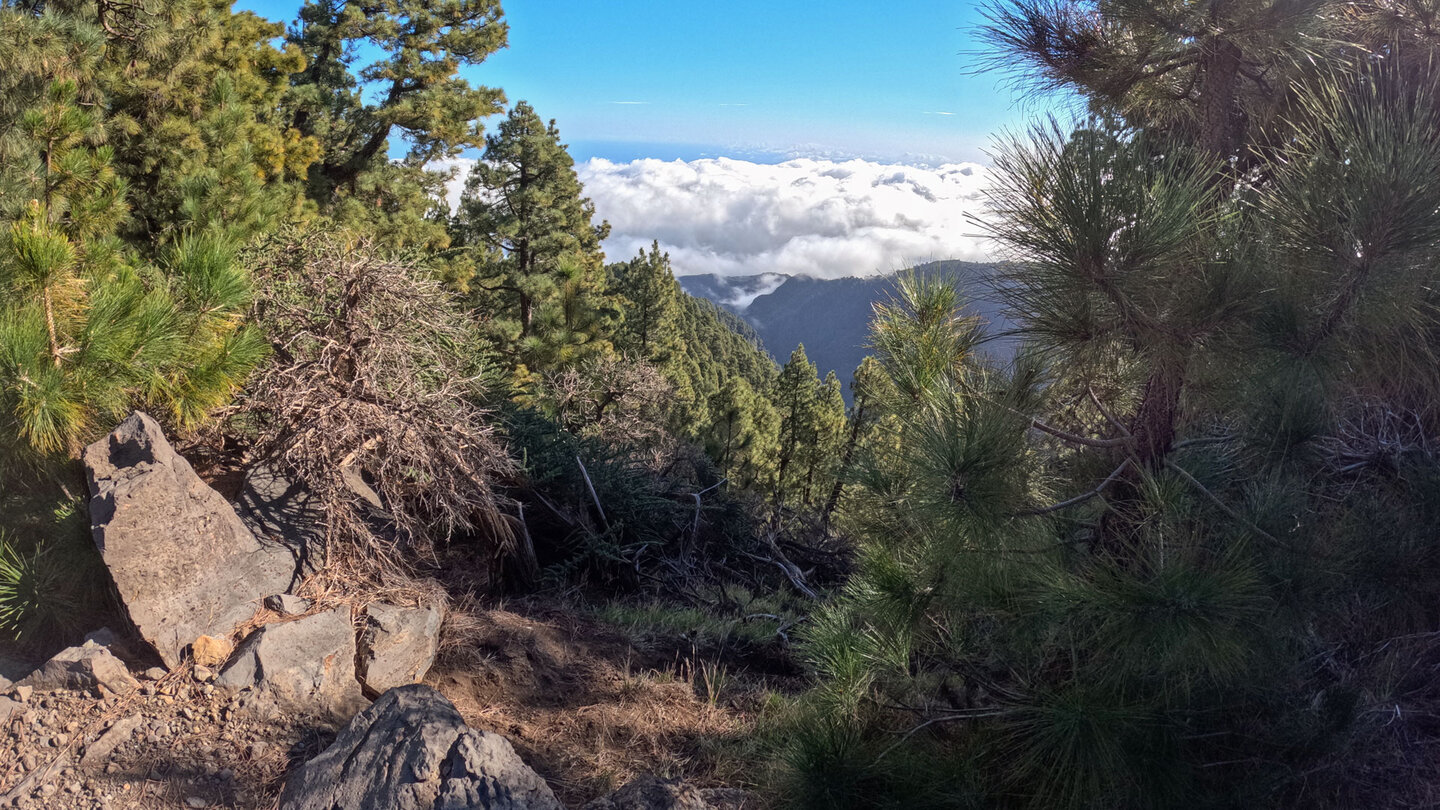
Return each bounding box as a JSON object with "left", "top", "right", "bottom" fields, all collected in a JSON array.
[{"left": 230, "top": 229, "right": 516, "bottom": 581}]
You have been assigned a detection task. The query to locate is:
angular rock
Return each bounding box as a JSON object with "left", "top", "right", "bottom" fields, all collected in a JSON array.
[
  {"left": 18, "top": 641, "right": 138, "bottom": 696},
  {"left": 80, "top": 715, "right": 143, "bottom": 770},
  {"left": 217, "top": 608, "right": 364, "bottom": 718},
  {"left": 0, "top": 696, "right": 18, "bottom": 724},
  {"left": 358, "top": 603, "right": 442, "bottom": 694},
  {"left": 278, "top": 684, "right": 562, "bottom": 810},
  {"left": 581, "top": 776, "right": 713, "bottom": 810},
  {"left": 263, "top": 594, "right": 312, "bottom": 616},
  {"left": 83, "top": 412, "right": 296, "bottom": 668}
]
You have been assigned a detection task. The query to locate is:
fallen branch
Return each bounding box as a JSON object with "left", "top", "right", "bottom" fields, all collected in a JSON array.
[{"left": 575, "top": 455, "right": 611, "bottom": 533}]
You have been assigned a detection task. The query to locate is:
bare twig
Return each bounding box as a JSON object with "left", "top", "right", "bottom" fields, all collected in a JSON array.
[
  {"left": 1165, "top": 460, "right": 1280, "bottom": 544},
  {"left": 576, "top": 455, "right": 611, "bottom": 533},
  {"left": 1029, "top": 417, "right": 1133, "bottom": 448},
  {"left": 1015, "top": 458, "right": 1133, "bottom": 516},
  {"left": 1087, "top": 386, "right": 1132, "bottom": 437},
  {"left": 874, "top": 710, "right": 1010, "bottom": 762}
]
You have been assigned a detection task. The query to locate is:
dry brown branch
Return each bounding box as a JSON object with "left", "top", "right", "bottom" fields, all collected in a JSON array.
[
  {"left": 1318, "top": 397, "right": 1434, "bottom": 474},
  {"left": 231, "top": 231, "right": 516, "bottom": 584}
]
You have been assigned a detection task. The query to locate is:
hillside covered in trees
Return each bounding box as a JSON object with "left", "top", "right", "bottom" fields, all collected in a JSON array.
[{"left": 2, "top": 0, "right": 1440, "bottom": 808}]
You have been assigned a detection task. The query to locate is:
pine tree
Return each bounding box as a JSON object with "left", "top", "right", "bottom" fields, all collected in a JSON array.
[
  {"left": 96, "top": 0, "right": 316, "bottom": 248},
  {"left": 980, "top": 0, "right": 1340, "bottom": 161},
  {"left": 454, "top": 101, "right": 612, "bottom": 373},
  {"left": 786, "top": 25, "right": 1440, "bottom": 810},
  {"left": 706, "top": 375, "right": 780, "bottom": 490},
  {"left": 773, "top": 345, "right": 821, "bottom": 509},
  {"left": 611, "top": 241, "right": 682, "bottom": 364},
  {"left": 821, "top": 355, "right": 893, "bottom": 526},
  {"left": 286, "top": 0, "right": 506, "bottom": 212},
  {"left": 0, "top": 82, "right": 263, "bottom": 459}
]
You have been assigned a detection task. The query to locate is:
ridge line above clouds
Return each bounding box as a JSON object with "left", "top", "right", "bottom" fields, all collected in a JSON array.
[{"left": 436, "top": 154, "right": 996, "bottom": 279}]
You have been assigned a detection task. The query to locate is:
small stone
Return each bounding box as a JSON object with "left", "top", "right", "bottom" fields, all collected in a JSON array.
[
  {"left": 262, "top": 594, "right": 312, "bottom": 616},
  {"left": 186, "top": 798, "right": 208, "bottom": 808},
  {"left": 192, "top": 666, "right": 214, "bottom": 683},
  {"left": 142, "top": 668, "right": 166, "bottom": 682},
  {"left": 190, "top": 636, "right": 233, "bottom": 669},
  {"left": 11, "top": 686, "right": 32, "bottom": 703}
]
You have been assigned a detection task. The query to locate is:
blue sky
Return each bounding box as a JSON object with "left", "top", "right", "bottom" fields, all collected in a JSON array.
[{"left": 234, "top": 0, "right": 1055, "bottom": 165}]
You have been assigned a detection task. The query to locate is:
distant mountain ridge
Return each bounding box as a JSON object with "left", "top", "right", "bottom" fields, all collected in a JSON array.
[{"left": 679, "top": 261, "right": 1016, "bottom": 399}]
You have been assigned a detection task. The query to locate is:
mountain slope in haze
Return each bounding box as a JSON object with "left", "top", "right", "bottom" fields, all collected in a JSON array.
[
  {"left": 680, "top": 261, "right": 1017, "bottom": 399},
  {"left": 677, "top": 272, "right": 789, "bottom": 311}
]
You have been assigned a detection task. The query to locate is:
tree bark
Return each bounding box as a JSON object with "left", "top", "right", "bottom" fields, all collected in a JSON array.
[
  {"left": 1198, "top": 34, "right": 1243, "bottom": 161},
  {"left": 1129, "top": 351, "right": 1190, "bottom": 470}
]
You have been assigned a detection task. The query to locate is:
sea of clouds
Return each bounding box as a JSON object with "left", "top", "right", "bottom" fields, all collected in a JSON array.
[{"left": 440, "top": 155, "right": 995, "bottom": 279}]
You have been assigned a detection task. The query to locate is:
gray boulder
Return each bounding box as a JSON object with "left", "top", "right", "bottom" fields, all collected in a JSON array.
[
  {"left": 278, "top": 684, "right": 562, "bottom": 810},
  {"left": 83, "top": 412, "right": 296, "bottom": 668},
  {"left": 358, "top": 603, "right": 442, "bottom": 694},
  {"left": 18, "top": 640, "right": 138, "bottom": 696},
  {"left": 238, "top": 464, "right": 327, "bottom": 573},
  {"left": 217, "top": 608, "right": 365, "bottom": 719}
]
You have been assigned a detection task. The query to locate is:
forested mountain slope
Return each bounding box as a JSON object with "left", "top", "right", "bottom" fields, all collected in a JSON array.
[{"left": 680, "top": 260, "right": 1017, "bottom": 395}]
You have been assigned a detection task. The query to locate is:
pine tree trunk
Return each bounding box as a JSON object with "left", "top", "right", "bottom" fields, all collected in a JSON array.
[
  {"left": 1198, "top": 34, "right": 1243, "bottom": 161},
  {"left": 1129, "top": 352, "right": 1189, "bottom": 470}
]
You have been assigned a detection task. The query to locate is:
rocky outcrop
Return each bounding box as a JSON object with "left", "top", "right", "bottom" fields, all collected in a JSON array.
[
  {"left": 217, "top": 608, "right": 365, "bottom": 719},
  {"left": 83, "top": 412, "right": 296, "bottom": 668},
  {"left": 278, "top": 684, "right": 562, "bottom": 810},
  {"left": 358, "top": 603, "right": 442, "bottom": 694},
  {"left": 17, "top": 640, "right": 138, "bottom": 697}
]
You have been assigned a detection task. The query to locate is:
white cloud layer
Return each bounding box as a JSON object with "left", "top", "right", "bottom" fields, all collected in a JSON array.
[
  {"left": 578, "top": 156, "right": 994, "bottom": 278},
  {"left": 440, "top": 155, "right": 996, "bottom": 279}
]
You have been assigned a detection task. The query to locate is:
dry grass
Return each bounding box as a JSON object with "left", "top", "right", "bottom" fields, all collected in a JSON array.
[{"left": 428, "top": 603, "right": 772, "bottom": 806}]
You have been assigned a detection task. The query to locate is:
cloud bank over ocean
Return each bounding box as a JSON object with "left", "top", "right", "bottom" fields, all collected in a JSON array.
[
  {"left": 440, "top": 155, "right": 995, "bottom": 279},
  {"left": 579, "top": 156, "right": 993, "bottom": 278}
]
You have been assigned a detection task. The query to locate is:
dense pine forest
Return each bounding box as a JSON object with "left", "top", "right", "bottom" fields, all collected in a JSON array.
[{"left": 2, "top": 0, "right": 1440, "bottom": 808}]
